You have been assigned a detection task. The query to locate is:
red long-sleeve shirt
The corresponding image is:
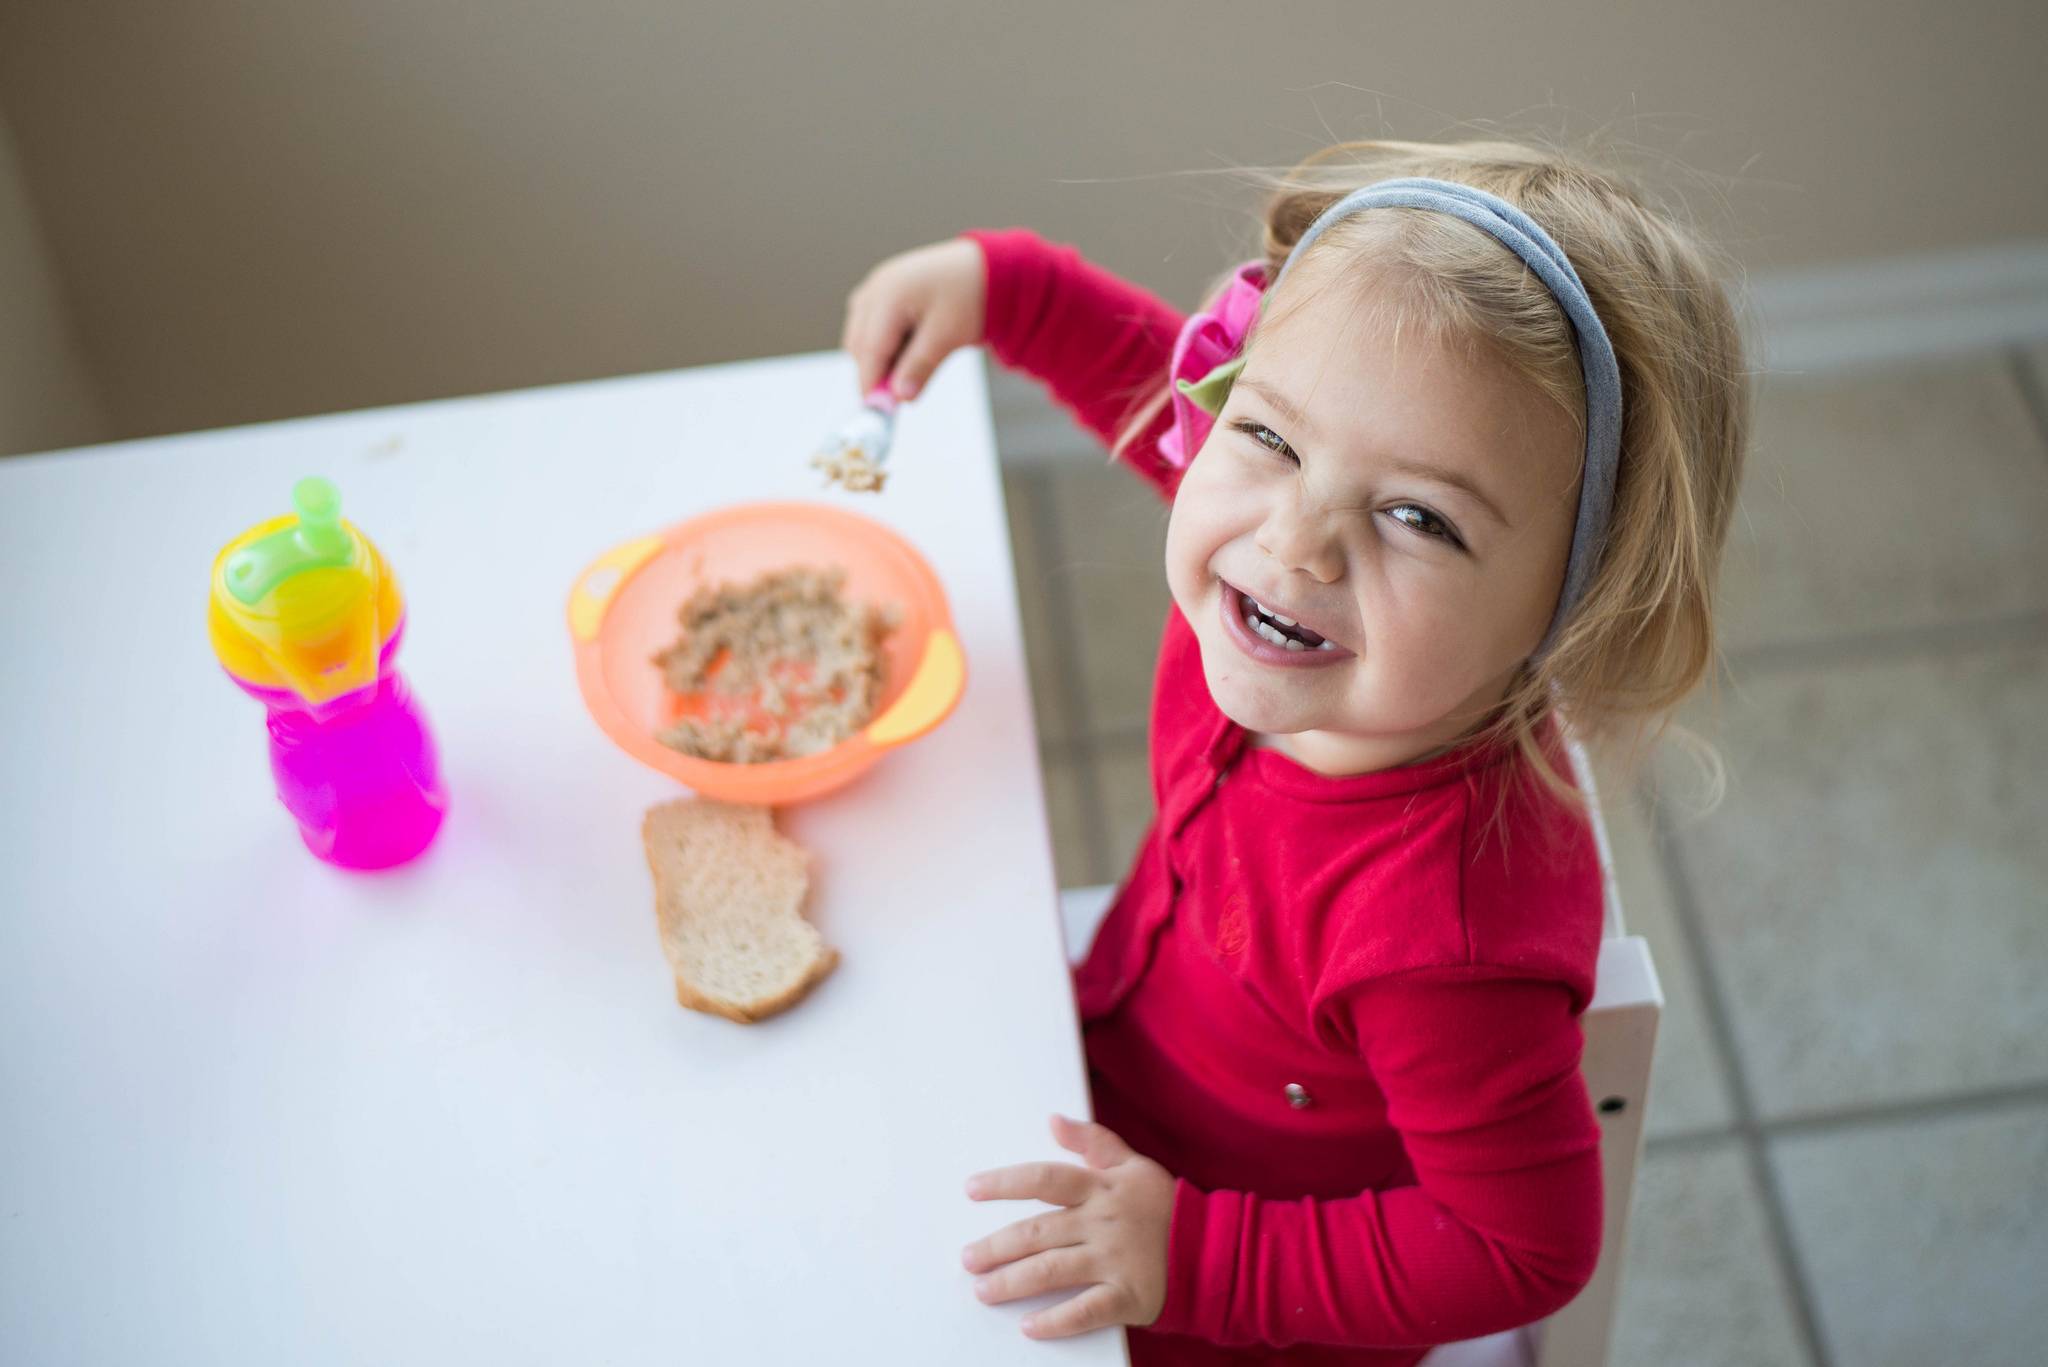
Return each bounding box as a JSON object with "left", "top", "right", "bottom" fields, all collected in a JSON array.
[{"left": 967, "top": 228, "right": 1607, "bottom": 1365}]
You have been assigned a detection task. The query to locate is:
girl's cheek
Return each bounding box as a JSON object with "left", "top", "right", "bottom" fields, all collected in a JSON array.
[
  {"left": 1169, "top": 461, "right": 1235, "bottom": 546},
  {"left": 1182, "top": 455, "right": 1269, "bottom": 537},
  {"left": 1162, "top": 501, "right": 1208, "bottom": 602}
]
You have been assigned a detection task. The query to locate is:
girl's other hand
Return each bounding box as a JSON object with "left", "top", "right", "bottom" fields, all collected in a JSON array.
[
  {"left": 840, "top": 238, "right": 986, "bottom": 402},
  {"left": 961, "top": 1112, "right": 1175, "bottom": 1339}
]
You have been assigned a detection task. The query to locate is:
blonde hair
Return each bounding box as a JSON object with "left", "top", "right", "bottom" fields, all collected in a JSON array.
[{"left": 1116, "top": 137, "right": 1751, "bottom": 809}]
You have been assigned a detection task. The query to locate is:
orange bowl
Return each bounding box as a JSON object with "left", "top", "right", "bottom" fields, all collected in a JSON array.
[{"left": 568, "top": 502, "right": 966, "bottom": 805}]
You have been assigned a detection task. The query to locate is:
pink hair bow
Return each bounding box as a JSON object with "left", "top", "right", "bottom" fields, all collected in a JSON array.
[{"left": 1157, "top": 260, "right": 1269, "bottom": 471}]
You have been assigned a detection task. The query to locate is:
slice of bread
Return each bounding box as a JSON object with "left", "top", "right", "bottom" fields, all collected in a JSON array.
[{"left": 641, "top": 798, "right": 839, "bottom": 1023}]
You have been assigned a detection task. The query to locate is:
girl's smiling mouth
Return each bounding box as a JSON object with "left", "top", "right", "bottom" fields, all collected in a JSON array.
[{"left": 1219, "top": 581, "right": 1355, "bottom": 668}]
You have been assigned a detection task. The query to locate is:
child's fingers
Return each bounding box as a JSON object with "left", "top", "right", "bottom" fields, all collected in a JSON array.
[
  {"left": 1021, "top": 1282, "right": 1130, "bottom": 1339},
  {"left": 964, "top": 1160, "right": 1094, "bottom": 1206},
  {"left": 847, "top": 303, "right": 912, "bottom": 397},
  {"left": 888, "top": 318, "right": 954, "bottom": 401},
  {"left": 972, "top": 1245, "right": 1094, "bottom": 1306},
  {"left": 1050, "top": 1112, "right": 1135, "bottom": 1169},
  {"left": 962, "top": 1204, "right": 1082, "bottom": 1274},
  {"left": 843, "top": 291, "right": 909, "bottom": 393}
]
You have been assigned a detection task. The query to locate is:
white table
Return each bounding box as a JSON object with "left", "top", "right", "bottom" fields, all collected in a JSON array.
[{"left": 0, "top": 353, "right": 1123, "bottom": 1365}]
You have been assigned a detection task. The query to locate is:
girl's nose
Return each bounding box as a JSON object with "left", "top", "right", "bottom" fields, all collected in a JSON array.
[{"left": 1254, "top": 489, "right": 1345, "bottom": 584}]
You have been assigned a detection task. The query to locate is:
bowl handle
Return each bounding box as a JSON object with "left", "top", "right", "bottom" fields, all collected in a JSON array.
[
  {"left": 865, "top": 628, "right": 966, "bottom": 747},
  {"left": 567, "top": 535, "right": 664, "bottom": 643}
]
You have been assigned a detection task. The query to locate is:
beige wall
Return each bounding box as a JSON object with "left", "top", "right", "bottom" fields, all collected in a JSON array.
[
  {"left": 2, "top": 1, "right": 2043, "bottom": 444},
  {"left": 0, "top": 106, "right": 106, "bottom": 455}
]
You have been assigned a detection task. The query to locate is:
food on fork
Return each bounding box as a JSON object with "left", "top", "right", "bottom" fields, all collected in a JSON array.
[
  {"left": 810, "top": 384, "right": 898, "bottom": 493},
  {"left": 810, "top": 443, "right": 888, "bottom": 493}
]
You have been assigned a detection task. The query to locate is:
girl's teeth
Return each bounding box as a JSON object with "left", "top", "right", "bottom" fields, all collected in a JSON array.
[
  {"left": 1248, "top": 595, "right": 1298, "bottom": 628},
  {"left": 1241, "top": 590, "right": 1339, "bottom": 654}
]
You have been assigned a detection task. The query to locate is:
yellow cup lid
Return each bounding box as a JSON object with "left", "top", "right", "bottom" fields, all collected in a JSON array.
[{"left": 208, "top": 478, "right": 404, "bottom": 703}]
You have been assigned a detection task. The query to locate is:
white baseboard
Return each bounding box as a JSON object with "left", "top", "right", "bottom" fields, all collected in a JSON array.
[
  {"left": 1747, "top": 238, "right": 2048, "bottom": 376},
  {"left": 991, "top": 238, "right": 2048, "bottom": 466}
]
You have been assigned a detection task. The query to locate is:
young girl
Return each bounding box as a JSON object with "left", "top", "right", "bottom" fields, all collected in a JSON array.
[{"left": 843, "top": 139, "right": 1748, "bottom": 1364}]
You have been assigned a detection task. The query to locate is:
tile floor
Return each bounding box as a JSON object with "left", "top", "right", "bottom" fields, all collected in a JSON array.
[{"left": 994, "top": 342, "right": 2048, "bottom": 1367}]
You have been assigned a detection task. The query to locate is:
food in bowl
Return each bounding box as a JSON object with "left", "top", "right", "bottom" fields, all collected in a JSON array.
[{"left": 652, "top": 566, "right": 898, "bottom": 763}]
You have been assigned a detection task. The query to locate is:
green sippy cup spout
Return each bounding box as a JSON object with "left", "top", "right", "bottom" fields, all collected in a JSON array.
[
  {"left": 290, "top": 476, "right": 350, "bottom": 557},
  {"left": 223, "top": 476, "right": 358, "bottom": 605}
]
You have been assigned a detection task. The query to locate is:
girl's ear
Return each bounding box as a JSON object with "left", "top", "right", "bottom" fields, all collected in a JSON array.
[{"left": 1175, "top": 356, "right": 1246, "bottom": 418}]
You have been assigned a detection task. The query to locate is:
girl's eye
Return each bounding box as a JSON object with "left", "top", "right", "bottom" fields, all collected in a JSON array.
[
  {"left": 1229, "top": 417, "right": 1465, "bottom": 550},
  {"left": 1231, "top": 419, "right": 1298, "bottom": 464},
  {"left": 1386, "top": 503, "right": 1465, "bottom": 549}
]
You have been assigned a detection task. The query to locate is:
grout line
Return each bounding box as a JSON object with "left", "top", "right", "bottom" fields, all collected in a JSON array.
[
  {"left": 2007, "top": 346, "right": 2048, "bottom": 457},
  {"left": 1022, "top": 468, "right": 1115, "bottom": 884},
  {"left": 1642, "top": 1125, "right": 1743, "bottom": 1155},
  {"left": 1641, "top": 1077, "right": 2048, "bottom": 1160},
  {"left": 1760, "top": 1078, "right": 2048, "bottom": 1140},
  {"left": 1648, "top": 801, "right": 1836, "bottom": 1367},
  {"left": 1724, "top": 611, "right": 2048, "bottom": 677}
]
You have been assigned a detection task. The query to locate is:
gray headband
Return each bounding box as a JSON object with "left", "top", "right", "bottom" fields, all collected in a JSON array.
[{"left": 1273, "top": 177, "right": 1623, "bottom": 653}]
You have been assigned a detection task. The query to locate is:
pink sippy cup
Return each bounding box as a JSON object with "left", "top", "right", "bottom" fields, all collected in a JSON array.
[{"left": 208, "top": 477, "right": 448, "bottom": 869}]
